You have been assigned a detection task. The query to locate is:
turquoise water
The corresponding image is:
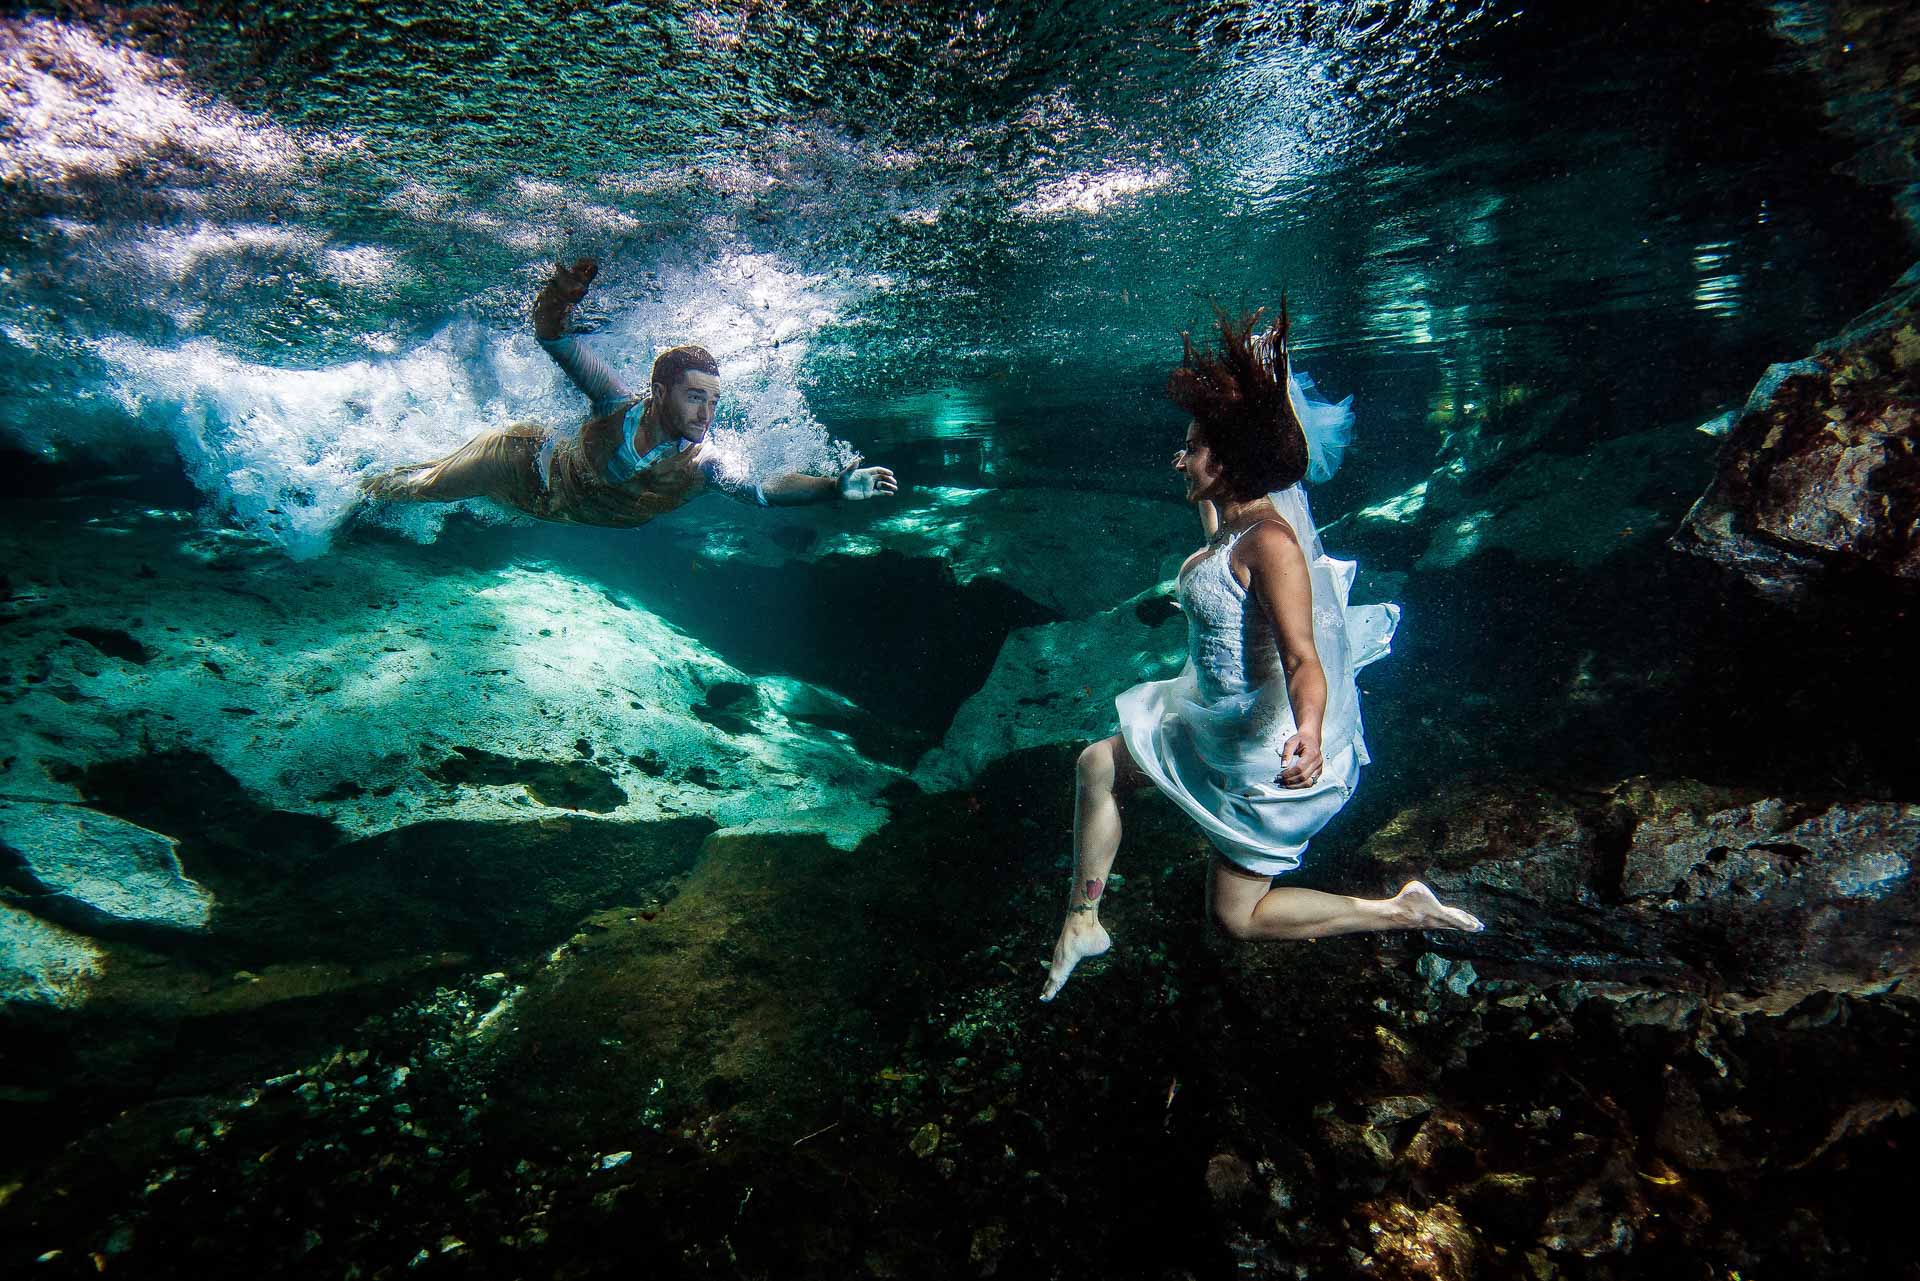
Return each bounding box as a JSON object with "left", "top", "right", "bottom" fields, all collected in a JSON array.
[
  {"left": 3, "top": 2, "right": 1918, "bottom": 1277},
  {"left": 1, "top": 2, "right": 1904, "bottom": 532}
]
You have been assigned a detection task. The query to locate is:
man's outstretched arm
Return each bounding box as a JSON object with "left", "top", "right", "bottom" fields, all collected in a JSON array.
[
  {"left": 533, "top": 258, "right": 637, "bottom": 419},
  {"left": 759, "top": 463, "right": 899, "bottom": 507}
]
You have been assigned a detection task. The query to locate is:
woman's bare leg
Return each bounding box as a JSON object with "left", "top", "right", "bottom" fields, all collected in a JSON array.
[
  {"left": 1208, "top": 858, "right": 1483, "bottom": 941},
  {"left": 1040, "top": 735, "right": 1149, "bottom": 1002}
]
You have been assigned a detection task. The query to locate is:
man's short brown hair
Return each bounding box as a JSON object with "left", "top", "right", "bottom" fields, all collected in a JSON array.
[{"left": 651, "top": 345, "right": 720, "bottom": 392}]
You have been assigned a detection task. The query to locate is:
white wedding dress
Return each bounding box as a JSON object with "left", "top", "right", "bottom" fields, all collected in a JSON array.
[{"left": 1117, "top": 369, "right": 1400, "bottom": 877}]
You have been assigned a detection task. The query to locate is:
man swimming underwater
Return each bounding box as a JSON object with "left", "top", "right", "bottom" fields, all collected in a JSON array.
[{"left": 361, "top": 259, "right": 898, "bottom": 524}]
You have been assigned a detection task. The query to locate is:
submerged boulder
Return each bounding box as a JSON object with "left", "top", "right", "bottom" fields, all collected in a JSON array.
[
  {"left": 0, "top": 499, "right": 917, "bottom": 1028},
  {"left": 0, "top": 507, "right": 904, "bottom": 852},
  {"left": 1675, "top": 267, "right": 1920, "bottom": 599},
  {"left": 1359, "top": 776, "right": 1919, "bottom": 1004},
  {"left": 0, "top": 900, "right": 103, "bottom": 1009},
  {"left": 913, "top": 582, "right": 1188, "bottom": 790},
  {"left": 0, "top": 799, "right": 212, "bottom": 932}
]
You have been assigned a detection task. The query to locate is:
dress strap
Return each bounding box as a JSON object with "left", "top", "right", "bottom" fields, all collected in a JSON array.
[{"left": 1223, "top": 515, "right": 1296, "bottom": 547}]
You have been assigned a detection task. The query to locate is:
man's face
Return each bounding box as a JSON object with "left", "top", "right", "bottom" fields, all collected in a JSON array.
[{"left": 656, "top": 369, "right": 721, "bottom": 442}]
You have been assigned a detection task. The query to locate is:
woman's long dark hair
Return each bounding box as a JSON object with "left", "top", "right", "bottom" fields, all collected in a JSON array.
[{"left": 1167, "top": 302, "right": 1309, "bottom": 502}]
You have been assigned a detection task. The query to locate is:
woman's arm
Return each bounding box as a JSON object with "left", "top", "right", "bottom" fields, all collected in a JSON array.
[{"left": 1239, "top": 522, "right": 1326, "bottom": 788}]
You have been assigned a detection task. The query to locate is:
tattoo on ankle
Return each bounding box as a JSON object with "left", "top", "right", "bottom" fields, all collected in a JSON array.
[
  {"left": 1085, "top": 878, "right": 1105, "bottom": 901},
  {"left": 1068, "top": 903, "right": 1096, "bottom": 915}
]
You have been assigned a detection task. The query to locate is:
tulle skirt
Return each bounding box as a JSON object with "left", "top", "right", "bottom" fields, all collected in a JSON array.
[{"left": 1119, "top": 664, "right": 1363, "bottom": 877}]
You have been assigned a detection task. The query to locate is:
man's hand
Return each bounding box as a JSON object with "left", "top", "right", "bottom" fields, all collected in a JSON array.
[
  {"left": 837, "top": 462, "right": 899, "bottom": 501},
  {"left": 533, "top": 258, "right": 598, "bottom": 341}
]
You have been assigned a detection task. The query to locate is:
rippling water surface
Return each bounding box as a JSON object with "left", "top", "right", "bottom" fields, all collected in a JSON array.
[{"left": 0, "top": 1, "right": 1908, "bottom": 542}]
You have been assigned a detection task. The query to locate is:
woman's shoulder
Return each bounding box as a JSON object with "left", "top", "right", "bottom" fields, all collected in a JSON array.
[
  {"left": 1240, "top": 514, "right": 1300, "bottom": 551},
  {"left": 1231, "top": 516, "right": 1305, "bottom": 575}
]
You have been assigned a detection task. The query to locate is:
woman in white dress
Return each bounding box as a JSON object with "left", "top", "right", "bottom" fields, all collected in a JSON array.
[{"left": 1041, "top": 304, "right": 1481, "bottom": 1002}]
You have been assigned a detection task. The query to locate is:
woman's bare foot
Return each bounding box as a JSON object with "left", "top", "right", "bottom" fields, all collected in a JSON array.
[
  {"left": 1392, "top": 880, "right": 1484, "bottom": 933},
  {"left": 532, "top": 257, "right": 598, "bottom": 340},
  {"left": 1040, "top": 913, "right": 1112, "bottom": 1002}
]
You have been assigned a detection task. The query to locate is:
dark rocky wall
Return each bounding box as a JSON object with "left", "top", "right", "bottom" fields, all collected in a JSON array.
[{"left": 1676, "top": 269, "right": 1920, "bottom": 598}]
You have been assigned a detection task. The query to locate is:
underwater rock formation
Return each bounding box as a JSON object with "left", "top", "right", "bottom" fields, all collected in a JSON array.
[
  {"left": 1779, "top": 0, "right": 1920, "bottom": 229},
  {"left": 644, "top": 485, "right": 1196, "bottom": 619},
  {"left": 0, "top": 495, "right": 934, "bottom": 1050},
  {"left": 1358, "top": 776, "right": 1918, "bottom": 1004},
  {"left": 1330, "top": 413, "right": 1719, "bottom": 579},
  {"left": 0, "top": 503, "right": 903, "bottom": 857},
  {"left": 0, "top": 800, "right": 212, "bottom": 933},
  {"left": 0, "top": 902, "right": 101, "bottom": 1009},
  {"left": 914, "top": 581, "right": 1188, "bottom": 789},
  {"left": 1671, "top": 0, "right": 1920, "bottom": 600},
  {"left": 0, "top": 754, "right": 715, "bottom": 1106},
  {"left": 1676, "top": 267, "right": 1920, "bottom": 599}
]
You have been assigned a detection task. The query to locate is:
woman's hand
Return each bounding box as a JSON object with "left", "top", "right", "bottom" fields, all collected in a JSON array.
[{"left": 1279, "top": 731, "right": 1323, "bottom": 789}]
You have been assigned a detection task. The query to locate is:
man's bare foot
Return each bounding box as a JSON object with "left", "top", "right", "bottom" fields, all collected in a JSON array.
[
  {"left": 1393, "top": 880, "right": 1483, "bottom": 933},
  {"left": 1040, "top": 913, "right": 1112, "bottom": 1002},
  {"left": 532, "top": 257, "right": 598, "bottom": 340}
]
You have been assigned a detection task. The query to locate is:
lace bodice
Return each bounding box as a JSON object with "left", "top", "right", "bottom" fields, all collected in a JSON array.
[{"left": 1178, "top": 525, "right": 1282, "bottom": 704}]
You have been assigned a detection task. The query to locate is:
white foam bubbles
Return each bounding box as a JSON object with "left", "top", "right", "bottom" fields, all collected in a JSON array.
[
  {"left": 132, "top": 224, "right": 312, "bottom": 282},
  {"left": 92, "top": 246, "right": 872, "bottom": 558},
  {"left": 1014, "top": 164, "right": 1183, "bottom": 219},
  {"left": 96, "top": 319, "right": 560, "bottom": 558},
  {"left": 616, "top": 249, "right": 868, "bottom": 485}
]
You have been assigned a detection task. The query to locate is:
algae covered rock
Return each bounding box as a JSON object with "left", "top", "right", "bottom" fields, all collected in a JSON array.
[{"left": 1359, "top": 776, "right": 1920, "bottom": 1003}]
